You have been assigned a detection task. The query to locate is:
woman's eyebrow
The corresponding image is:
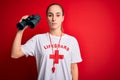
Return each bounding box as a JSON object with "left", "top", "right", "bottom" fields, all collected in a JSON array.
[
  {"left": 56, "top": 12, "right": 61, "bottom": 14},
  {"left": 48, "top": 12, "right": 61, "bottom": 14},
  {"left": 48, "top": 12, "right": 53, "bottom": 14}
]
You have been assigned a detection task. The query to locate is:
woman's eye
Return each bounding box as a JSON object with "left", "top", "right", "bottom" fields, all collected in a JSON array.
[
  {"left": 48, "top": 15, "right": 52, "bottom": 17},
  {"left": 57, "top": 15, "right": 60, "bottom": 17}
]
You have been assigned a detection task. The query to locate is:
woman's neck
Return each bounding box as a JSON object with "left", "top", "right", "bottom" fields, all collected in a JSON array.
[{"left": 49, "top": 29, "right": 63, "bottom": 36}]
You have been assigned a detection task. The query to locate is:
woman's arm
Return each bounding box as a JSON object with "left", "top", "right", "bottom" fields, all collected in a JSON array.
[
  {"left": 11, "top": 15, "right": 28, "bottom": 59},
  {"left": 11, "top": 30, "right": 25, "bottom": 58},
  {"left": 71, "top": 63, "right": 79, "bottom": 80}
]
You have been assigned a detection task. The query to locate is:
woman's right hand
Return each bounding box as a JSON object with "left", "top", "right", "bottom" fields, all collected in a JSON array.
[{"left": 18, "top": 15, "right": 29, "bottom": 31}]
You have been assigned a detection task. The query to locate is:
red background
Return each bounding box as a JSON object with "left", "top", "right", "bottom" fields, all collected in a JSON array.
[{"left": 0, "top": 0, "right": 120, "bottom": 80}]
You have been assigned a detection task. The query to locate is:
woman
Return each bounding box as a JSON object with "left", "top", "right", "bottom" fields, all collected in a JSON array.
[{"left": 11, "top": 3, "right": 82, "bottom": 80}]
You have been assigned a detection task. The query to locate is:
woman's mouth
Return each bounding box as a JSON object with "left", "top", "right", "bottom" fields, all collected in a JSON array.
[{"left": 52, "top": 23, "right": 57, "bottom": 25}]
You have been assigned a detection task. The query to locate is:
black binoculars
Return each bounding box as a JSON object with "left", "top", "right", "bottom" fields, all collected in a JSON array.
[{"left": 17, "top": 15, "right": 40, "bottom": 30}]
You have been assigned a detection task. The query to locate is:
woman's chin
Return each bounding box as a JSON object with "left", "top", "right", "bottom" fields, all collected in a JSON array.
[{"left": 50, "top": 26, "right": 58, "bottom": 30}]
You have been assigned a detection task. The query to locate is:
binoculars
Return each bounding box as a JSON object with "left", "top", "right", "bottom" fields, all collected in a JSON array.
[{"left": 17, "top": 15, "right": 40, "bottom": 30}]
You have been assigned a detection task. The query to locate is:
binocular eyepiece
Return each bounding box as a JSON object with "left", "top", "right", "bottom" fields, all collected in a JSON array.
[{"left": 17, "top": 15, "right": 40, "bottom": 30}]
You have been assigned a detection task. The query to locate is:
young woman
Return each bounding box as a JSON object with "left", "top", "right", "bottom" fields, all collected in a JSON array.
[{"left": 11, "top": 3, "right": 82, "bottom": 80}]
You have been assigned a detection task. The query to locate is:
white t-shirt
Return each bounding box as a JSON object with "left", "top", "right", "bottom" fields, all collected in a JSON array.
[{"left": 21, "top": 32, "right": 82, "bottom": 80}]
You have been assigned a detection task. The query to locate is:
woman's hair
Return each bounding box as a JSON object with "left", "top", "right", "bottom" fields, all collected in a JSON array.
[{"left": 46, "top": 3, "right": 64, "bottom": 16}]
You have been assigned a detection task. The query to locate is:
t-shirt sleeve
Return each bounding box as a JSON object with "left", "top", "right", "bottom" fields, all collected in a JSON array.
[
  {"left": 21, "top": 35, "right": 37, "bottom": 57},
  {"left": 71, "top": 37, "right": 82, "bottom": 63}
]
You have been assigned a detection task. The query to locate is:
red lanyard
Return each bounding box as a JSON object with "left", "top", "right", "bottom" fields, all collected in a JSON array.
[{"left": 48, "top": 32, "right": 62, "bottom": 53}]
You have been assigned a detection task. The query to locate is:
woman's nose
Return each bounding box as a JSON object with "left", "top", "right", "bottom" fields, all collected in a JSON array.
[{"left": 52, "top": 16, "right": 56, "bottom": 22}]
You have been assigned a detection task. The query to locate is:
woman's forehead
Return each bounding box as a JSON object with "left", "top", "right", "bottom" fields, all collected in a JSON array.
[{"left": 48, "top": 5, "right": 62, "bottom": 13}]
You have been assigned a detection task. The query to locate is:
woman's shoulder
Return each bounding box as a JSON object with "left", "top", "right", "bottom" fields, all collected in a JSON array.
[
  {"left": 34, "top": 32, "right": 48, "bottom": 37},
  {"left": 31, "top": 32, "right": 48, "bottom": 39},
  {"left": 64, "top": 33, "right": 78, "bottom": 41}
]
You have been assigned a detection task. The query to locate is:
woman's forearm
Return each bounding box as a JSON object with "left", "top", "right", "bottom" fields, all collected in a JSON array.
[{"left": 71, "top": 63, "right": 78, "bottom": 80}]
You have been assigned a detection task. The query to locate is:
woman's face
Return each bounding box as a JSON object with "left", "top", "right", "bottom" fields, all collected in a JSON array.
[{"left": 47, "top": 5, "right": 64, "bottom": 30}]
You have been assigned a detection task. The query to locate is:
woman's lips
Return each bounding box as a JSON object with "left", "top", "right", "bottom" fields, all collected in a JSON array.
[{"left": 52, "top": 23, "right": 57, "bottom": 25}]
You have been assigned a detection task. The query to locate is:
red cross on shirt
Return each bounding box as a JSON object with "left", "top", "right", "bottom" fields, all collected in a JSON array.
[{"left": 50, "top": 50, "right": 64, "bottom": 64}]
